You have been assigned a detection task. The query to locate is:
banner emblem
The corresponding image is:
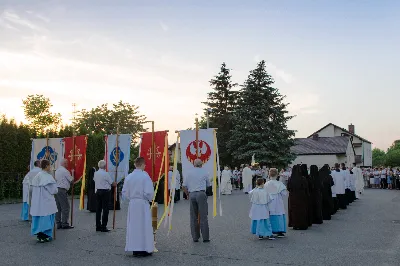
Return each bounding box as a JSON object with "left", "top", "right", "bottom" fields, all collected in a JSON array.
[
  {"left": 185, "top": 140, "right": 211, "bottom": 165},
  {"left": 110, "top": 147, "right": 124, "bottom": 167},
  {"left": 37, "top": 146, "right": 58, "bottom": 166}
]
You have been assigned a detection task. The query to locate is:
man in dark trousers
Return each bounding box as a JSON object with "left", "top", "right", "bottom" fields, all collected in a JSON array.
[{"left": 93, "top": 160, "right": 116, "bottom": 232}]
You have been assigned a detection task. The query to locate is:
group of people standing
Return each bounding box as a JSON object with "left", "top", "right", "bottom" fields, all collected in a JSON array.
[
  {"left": 363, "top": 167, "right": 400, "bottom": 190},
  {"left": 288, "top": 163, "right": 364, "bottom": 230}
]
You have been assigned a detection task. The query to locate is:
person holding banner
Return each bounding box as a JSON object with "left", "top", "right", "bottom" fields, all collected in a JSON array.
[
  {"left": 55, "top": 159, "right": 74, "bottom": 229},
  {"left": 182, "top": 159, "right": 211, "bottom": 243},
  {"left": 122, "top": 157, "right": 154, "bottom": 257},
  {"left": 94, "top": 160, "right": 116, "bottom": 232},
  {"left": 21, "top": 160, "right": 41, "bottom": 221},
  {"left": 30, "top": 160, "right": 58, "bottom": 243}
]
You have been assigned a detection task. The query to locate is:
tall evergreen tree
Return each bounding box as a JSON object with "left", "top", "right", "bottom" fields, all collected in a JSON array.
[
  {"left": 202, "top": 62, "right": 238, "bottom": 166},
  {"left": 227, "top": 60, "right": 295, "bottom": 167}
]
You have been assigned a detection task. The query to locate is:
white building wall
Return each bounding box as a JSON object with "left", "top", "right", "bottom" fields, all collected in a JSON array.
[
  {"left": 315, "top": 124, "right": 335, "bottom": 137},
  {"left": 362, "top": 142, "right": 372, "bottom": 167},
  {"left": 346, "top": 140, "right": 355, "bottom": 167}
]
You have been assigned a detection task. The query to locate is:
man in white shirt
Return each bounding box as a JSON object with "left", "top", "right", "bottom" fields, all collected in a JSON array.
[
  {"left": 94, "top": 160, "right": 116, "bottom": 232},
  {"left": 182, "top": 159, "right": 211, "bottom": 243},
  {"left": 380, "top": 167, "right": 387, "bottom": 189},
  {"left": 55, "top": 159, "right": 74, "bottom": 229}
]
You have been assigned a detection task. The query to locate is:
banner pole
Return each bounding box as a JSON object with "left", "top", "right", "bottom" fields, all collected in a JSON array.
[
  {"left": 151, "top": 122, "right": 155, "bottom": 181},
  {"left": 46, "top": 132, "right": 57, "bottom": 240},
  {"left": 112, "top": 124, "right": 120, "bottom": 230},
  {"left": 195, "top": 118, "right": 200, "bottom": 227},
  {"left": 70, "top": 134, "right": 76, "bottom": 226}
]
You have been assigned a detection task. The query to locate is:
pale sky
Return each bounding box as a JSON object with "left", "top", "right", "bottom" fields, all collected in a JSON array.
[{"left": 1, "top": 1, "right": 399, "bottom": 150}]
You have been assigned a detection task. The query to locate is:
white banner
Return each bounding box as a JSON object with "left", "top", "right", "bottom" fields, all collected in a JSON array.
[
  {"left": 180, "top": 129, "right": 215, "bottom": 180},
  {"left": 30, "top": 138, "right": 64, "bottom": 171},
  {"left": 106, "top": 134, "right": 131, "bottom": 183}
]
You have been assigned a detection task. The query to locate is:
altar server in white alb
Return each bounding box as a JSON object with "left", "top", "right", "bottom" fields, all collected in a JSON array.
[
  {"left": 30, "top": 160, "right": 58, "bottom": 243},
  {"left": 122, "top": 157, "right": 154, "bottom": 257},
  {"left": 249, "top": 178, "right": 274, "bottom": 240},
  {"left": 21, "top": 160, "right": 41, "bottom": 221},
  {"left": 264, "top": 168, "right": 287, "bottom": 238},
  {"left": 220, "top": 166, "right": 232, "bottom": 195},
  {"left": 352, "top": 163, "right": 364, "bottom": 198},
  {"left": 242, "top": 164, "right": 253, "bottom": 194}
]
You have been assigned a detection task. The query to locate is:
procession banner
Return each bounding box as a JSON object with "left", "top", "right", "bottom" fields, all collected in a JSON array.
[
  {"left": 30, "top": 138, "right": 64, "bottom": 171},
  {"left": 139, "top": 131, "right": 168, "bottom": 183},
  {"left": 105, "top": 134, "right": 131, "bottom": 183},
  {"left": 63, "top": 136, "right": 88, "bottom": 183},
  {"left": 180, "top": 129, "right": 215, "bottom": 179}
]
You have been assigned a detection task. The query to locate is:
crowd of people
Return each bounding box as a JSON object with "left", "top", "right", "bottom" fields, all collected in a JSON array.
[
  {"left": 19, "top": 156, "right": 377, "bottom": 257},
  {"left": 362, "top": 167, "right": 400, "bottom": 190}
]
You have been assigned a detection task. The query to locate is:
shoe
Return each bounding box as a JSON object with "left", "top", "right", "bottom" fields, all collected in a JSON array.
[
  {"left": 193, "top": 239, "right": 199, "bottom": 242},
  {"left": 258, "top": 236, "right": 264, "bottom": 240},
  {"left": 268, "top": 236, "right": 276, "bottom": 240},
  {"left": 277, "top": 233, "right": 285, "bottom": 238},
  {"left": 101, "top": 228, "right": 111, "bottom": 232},
  {"left": 57, "top": 225, "right": 62, "bottom": 229},
  {"left": 62, "top": 225, "right": 74, "bottom": 229},
  {"left": 96, "top": 228, "right": 102, "bottom": 232},
  {"left": 203, "top": 240, "right": 210, "bottom": 243}
]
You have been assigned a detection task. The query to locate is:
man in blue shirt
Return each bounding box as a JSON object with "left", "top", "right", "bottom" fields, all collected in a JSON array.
[{"left": 182, "top": 159, "right": 210, "bottom": 243}]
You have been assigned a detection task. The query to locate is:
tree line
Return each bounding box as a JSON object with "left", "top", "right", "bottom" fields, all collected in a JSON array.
[{"left": 372, "top": 141, "right": 400, "bottom": 167}]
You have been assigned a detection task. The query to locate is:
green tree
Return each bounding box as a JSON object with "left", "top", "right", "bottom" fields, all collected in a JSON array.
[
  {"left": 22, "top": 95, "right": 61, "bottom": 134},
  {"left": 372, "top": 148, "right": 386, "bottom": 167},
  {"left": 201, "top": 62, "right": 238, "bottom": 166},
  {"left": 74, "top": 101, "right": 146, "bottom": 141},
  {"left": 227, "top": 60, "right": 295, "bottom": 167},
  {"left": 385, "top": 140, "right": 400, "bottom": 167}
]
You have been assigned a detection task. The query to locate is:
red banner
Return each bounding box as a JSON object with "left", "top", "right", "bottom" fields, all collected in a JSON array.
[
  {"left": 139, "top": 131, "right": 168, "bottom": 183},
  {"left": 64, "top": 135, "right": 88, "bottom": 183}
]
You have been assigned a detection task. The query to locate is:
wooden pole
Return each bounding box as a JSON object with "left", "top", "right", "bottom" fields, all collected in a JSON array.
[
  {"left": 195, "top": 118, "right": 200, "bottom": 227},
  {"left": 70, "top": 134, "right": 75, "bottom": 226},
  {"left": 70, "top": 103, "right": 76, "bottom": 226},
  {"left": 112, "top": 126, "right": 120, "bottom": 230},
  {"left": 151, "top": 121, "right": 155, "bottom": 181},
  {"left": 46, "top": 133, "right": 56, "bottom": 240},
  {"left": 195, "top": 118, "right": 199, "bottom": 158}
]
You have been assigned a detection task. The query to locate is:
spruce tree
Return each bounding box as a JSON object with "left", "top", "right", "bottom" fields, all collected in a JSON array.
[
  {"left": 201, "top": 62, "right": 238, "bottom": 166},
  {"left": 227, "top": 60, "right": 295, "bottom": 167}
]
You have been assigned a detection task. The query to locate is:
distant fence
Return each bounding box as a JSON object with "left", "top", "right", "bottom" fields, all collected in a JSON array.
[{"left": 0, "top": 172, "right": 24, "bottom": 203}]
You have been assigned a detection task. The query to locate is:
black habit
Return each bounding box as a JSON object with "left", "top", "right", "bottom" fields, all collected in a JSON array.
[
  {"left": 320, "top": 165, "right": 334, "bottom": 220},
  {"left": 86, "top": 167, "right": 97, "bottom": 212},
  {"left": 301, "top": 164, "right": 313, "bottom": 227},
  {"left": 288, "top": 165, "right": 309, "bottom": 230},
  {"left": 310, "top": 165, "right": 323, "bottom": 224}
]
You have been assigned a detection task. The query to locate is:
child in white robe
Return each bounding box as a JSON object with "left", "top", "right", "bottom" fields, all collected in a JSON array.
[
  {"left": 265, "top": 168, "right": 287, "bottom": 238},
  {"left": 30, "top": 160, "right": 58, "bottom": 243},
  {"left": 249, "top": 178, "right": 275, "bottom": 240}
]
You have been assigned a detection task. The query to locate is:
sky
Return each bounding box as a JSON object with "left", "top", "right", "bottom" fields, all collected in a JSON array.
[{"left": 0, "top": 0, "right": 399, "bottom": 150}]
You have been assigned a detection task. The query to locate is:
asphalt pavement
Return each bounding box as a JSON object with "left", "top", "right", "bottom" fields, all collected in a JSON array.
[{"left": 0, "top": 188, "right": 399, "bottom": 266}]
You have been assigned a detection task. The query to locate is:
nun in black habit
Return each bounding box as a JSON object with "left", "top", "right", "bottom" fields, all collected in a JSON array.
[
  {"left": 310, "top": 165, "right": 323, "bottom": 224},
  {"left": 86, "top": 167, "right": 97, "bottom": 212},
  {"left": 300, "top": 164, "right": 313, "bottom": 227},
  {"left": 287, "top": 165, "right": 309, "bottom": 230},
  {"left": 320, "top": 164, "right": 334, "bottom": 220}
]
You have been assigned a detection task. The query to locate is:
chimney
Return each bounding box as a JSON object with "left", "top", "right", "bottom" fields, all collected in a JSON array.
[
  {"left": 348, "top": 124, "right": 355, "bottom": 134},
  {"left": 312, "top": 134, "right": 319, "bottom": 140}
]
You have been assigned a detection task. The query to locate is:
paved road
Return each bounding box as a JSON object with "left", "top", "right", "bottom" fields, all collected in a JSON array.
[{"left": 1, "top": 188, "right": 400, "bottom": 266}]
